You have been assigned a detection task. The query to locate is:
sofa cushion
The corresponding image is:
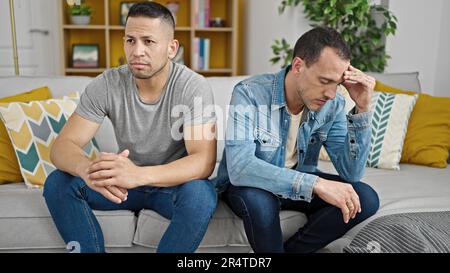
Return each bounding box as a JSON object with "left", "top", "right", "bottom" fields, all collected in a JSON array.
[
  {"left": 0, "top": 87, "right": 53, "bottom": 184},
  {"left": 318, "top": 160, "right": 450, "bottom": 253},
  {"left": 366, "top": 91, "right": 418, "bottom": 170},
  {"left": 0, "top": 93, "right": 100, "bottom": 188},
  {"left": 366, "top": 72, "right": 421, "bottom": 92},
  {"left": 374, "top": 82, "right": 450, "bottom": 168},
  {"left": 132, "top": 200, "right": 307, "bottom": 249},
  {"left": 0, "top": 183, "right": 137, "bottom": 250}
]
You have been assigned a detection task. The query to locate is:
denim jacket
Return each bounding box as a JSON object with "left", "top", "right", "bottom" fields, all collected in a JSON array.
[{"left": 212, "top": 66, "right": 372, "bottom": 202}]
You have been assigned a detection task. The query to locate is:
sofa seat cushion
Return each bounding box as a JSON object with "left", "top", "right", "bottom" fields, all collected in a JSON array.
[
  {"left": 318, "top": 161, "right": 450, "bottom": 253},
  {"left": 318, "top": 161, "right": 450, "bottom": 214},
  {"left": 133, "top": 200, "right": 307, "bottom": 249},
  {"left": 0, "top": 183, "right": 136, "bottom": 250}
]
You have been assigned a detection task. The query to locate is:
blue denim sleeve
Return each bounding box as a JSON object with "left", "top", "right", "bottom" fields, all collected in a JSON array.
[
  {"left": 224, "top": 84, "right": 318, "bottom": 202},
  {"left": 324, "top": 99, "right": 372, "bottom": 182}
]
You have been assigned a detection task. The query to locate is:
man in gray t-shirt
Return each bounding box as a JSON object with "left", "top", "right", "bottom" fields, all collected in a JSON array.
[
  {"left": 43, "top": 2, "right": 217, "bottom": 253},
  {"left": 76, "top": 60, "right": 216, "bottom": 167}
]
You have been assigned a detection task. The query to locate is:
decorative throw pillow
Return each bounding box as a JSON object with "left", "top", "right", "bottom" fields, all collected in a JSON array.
[
  {"left": 0, "top": 92, "right": 100, "bottom": 188},
  {"left": 0, "top": 86, "right": 52, "bottom": 184},
  {"left": 376, "top": 81, "right": 450, "bottom": 168},
  {"left": 367, "top": 91, "right": 418, "bottom": 170},
  {"left": 319, "top": 86, "right": 418, "bottom": 170}
]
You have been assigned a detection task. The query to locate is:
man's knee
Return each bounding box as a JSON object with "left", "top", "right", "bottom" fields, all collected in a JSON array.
[
  {"left": 353, "top": 182, "right": 380, "bottom": 218},
  {"left": 177, "top": 179, "right": 217, "bottom": 216},
  {"left": 43, "top": 170, "right": 79, "bottom": 200},
  {"left": 226, "top": 186, "right": 280, "bottom": 223}
]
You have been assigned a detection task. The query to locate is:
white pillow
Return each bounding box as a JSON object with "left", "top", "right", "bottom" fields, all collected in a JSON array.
[{"left": 367, "top": 91, "right": 418, "bottom": 170}]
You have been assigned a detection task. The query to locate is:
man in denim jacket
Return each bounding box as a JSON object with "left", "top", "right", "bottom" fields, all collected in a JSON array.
[{"left": 213, "top": 27, "right": 380, "bottom": 253}]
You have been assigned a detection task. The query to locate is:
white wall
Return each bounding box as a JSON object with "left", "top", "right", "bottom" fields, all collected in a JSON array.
[
  {"left": 244, "top": 0, "right": 311, "bottom": 74},
  {"left": 386, "top": 0, "right": 447, "bottom": 95},
  {"left": 434, "top": 0, "right": 450, "bottom": 97},
  {"left": 245, "top": 0, "right": 450, "bottom": 96}
]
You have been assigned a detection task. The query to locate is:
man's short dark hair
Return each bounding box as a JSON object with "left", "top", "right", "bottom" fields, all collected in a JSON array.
[
  {"left": 126, "top": 2, "right": 175, "bottom": 30},
  {"left": 293, "top": 27, "right": 351, "bottom": 66}
]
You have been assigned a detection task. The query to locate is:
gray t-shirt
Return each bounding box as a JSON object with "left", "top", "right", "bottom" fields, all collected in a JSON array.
[{"left": 75, "top": 62, "right": 216, "bottom": 167}]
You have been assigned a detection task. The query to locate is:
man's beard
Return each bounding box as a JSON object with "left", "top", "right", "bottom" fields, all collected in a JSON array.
[{"left": 129, "top": 61, "right": 167, "bottom": 80}]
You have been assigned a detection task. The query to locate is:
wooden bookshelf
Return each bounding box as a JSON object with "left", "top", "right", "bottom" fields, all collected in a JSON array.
[{"left": 58, "top": 0, "right": 240, "bottom": 77}]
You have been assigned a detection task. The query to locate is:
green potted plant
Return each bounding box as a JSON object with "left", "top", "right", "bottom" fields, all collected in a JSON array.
[
  {"left": 271, "top": 0, "right": 398, "bottom": 72},
  {"left": 68, "top": 2, "right": 93, "bottom": 25}
]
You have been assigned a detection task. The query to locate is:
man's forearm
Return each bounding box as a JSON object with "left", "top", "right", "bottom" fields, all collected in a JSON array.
[
  {"left": 137, "top": 153, "right": 215, "bottom": 187},
  {"left": 224, "top": 144, "right": 318, "bottom": 202},
  {"left": 50, "top": 139, "right": 92, "bottom": 178}
]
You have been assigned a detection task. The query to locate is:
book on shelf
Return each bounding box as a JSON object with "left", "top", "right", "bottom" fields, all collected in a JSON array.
[
  {"left": 193, "top": 0, "right": 210, "bottom": 28},
  {"left": 204, "top": 38, "right": 210, "bottom": 70},
  {"left": 204, "top": 0, "right": 210, "bottom": 28},
  {"left": 192, "top": 37, "right": 210, "bottom": 70},
  {"left": 193, "top": 37, "right": 199, "bottom": 70}
]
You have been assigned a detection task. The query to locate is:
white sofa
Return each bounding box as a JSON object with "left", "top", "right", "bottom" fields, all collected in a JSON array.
[{"left": 0, "top": 73, "right": 449, "bottom": 253}]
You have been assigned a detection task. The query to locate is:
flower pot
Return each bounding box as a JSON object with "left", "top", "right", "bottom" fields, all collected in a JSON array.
[{"left": 70, "top": 15, "right": 91, "bottom": 25}]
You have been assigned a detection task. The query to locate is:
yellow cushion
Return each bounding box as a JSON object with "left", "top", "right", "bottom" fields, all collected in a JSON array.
[
  {"left": 375, "top": 81, "right": 450, "bottom": 168},
  {"left": 0, "top": 87, "right": 52, "bottom": 184},
  {"left": 0, "top": 92, "right": 100, "bottom": 188},
  {"left": 0, "top": 87, "right": 52, "bottom": 102}
]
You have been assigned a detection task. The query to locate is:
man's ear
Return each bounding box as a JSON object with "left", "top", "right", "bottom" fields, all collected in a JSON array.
[
  {"left": 168, "top": 39, "right": 179, "bottom": 60},
  {"left": 292, "top": 56, "right": 305, "bottom": 74}
]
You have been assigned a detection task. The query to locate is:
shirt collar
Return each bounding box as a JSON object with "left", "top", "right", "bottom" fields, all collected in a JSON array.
[
  {"left": 271, "top": 65, "right": 290, "bottom": 110},
  {"left": 271, "top": 65, "right": 316, "bottom": 122}
]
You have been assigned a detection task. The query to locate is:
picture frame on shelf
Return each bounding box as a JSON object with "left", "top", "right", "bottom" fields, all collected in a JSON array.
[
  {"left": 72, "top": 44, "right": 99, "bottom": 68},
  {"left": 120, "top": 2, "right": 138, "bottom": 26}
]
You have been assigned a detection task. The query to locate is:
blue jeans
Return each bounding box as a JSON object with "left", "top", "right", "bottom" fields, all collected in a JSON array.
[
  {"left": 43, "top": 170, "right": 217, "bottom": 253},
  {"left": 223, "top": 172, "right": 379, "bottom": 253}
]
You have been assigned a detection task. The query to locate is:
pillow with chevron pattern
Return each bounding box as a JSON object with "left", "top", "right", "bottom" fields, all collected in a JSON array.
[
  {"left": 367, "top": 91, "right": 418, "bottom": 170},
  {"left": 0, "top": 86, "right": 52, "bottom": 185},
  {"left": 319, "top": 87, "right": 418, "bottom": 170},
  {"left": 0, "top": 92, "right": 100, "bottom": 188}
]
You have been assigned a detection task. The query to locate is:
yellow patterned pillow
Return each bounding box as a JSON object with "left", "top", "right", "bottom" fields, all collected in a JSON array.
[
  {"left": 0, "top": 86, "right": 52, "bottom": 184},
  {"left": 0, "top": 92, "right": 99, "bottom": 188}
]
